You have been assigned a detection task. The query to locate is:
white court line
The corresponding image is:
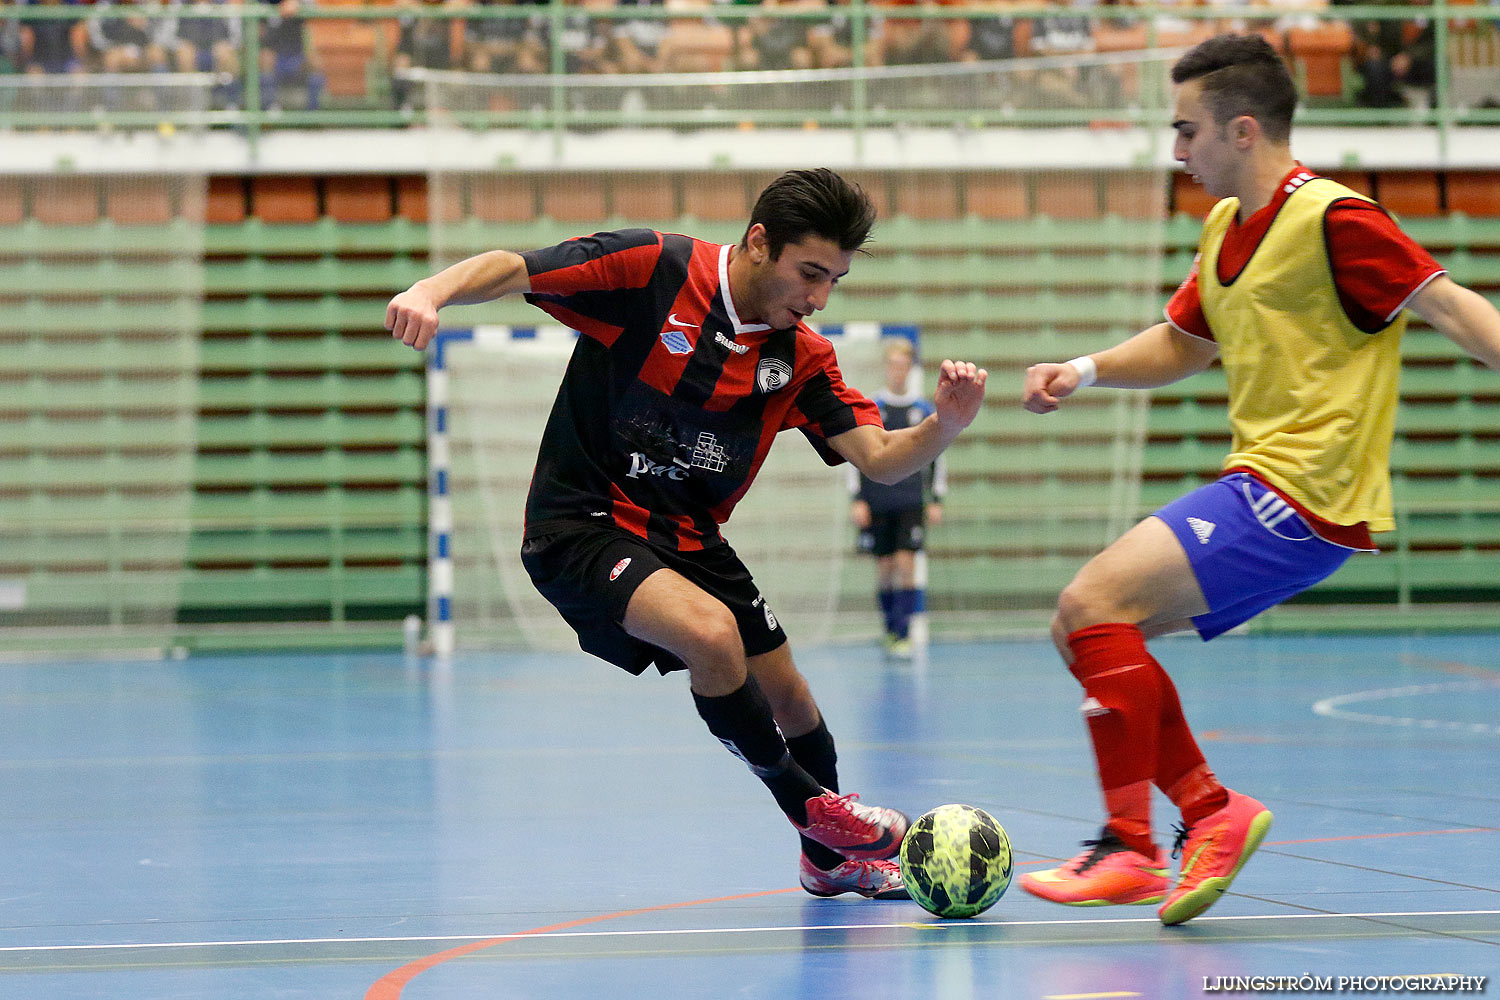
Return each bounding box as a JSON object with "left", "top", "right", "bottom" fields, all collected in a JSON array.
[
  {"left": 1313, "top": 679, "right": 1500, "bottom": 735},
  {"left": 4, "top": 910, "right": 1498, "bottom": 954}
]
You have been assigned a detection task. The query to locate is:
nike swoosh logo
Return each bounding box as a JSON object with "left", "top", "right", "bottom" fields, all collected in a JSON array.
[
  {"left": 667, "top": 312, "right": 695, "bottom": 328},
  {"left": 853, "top": 830, "right": 895, "bottom": 855}
]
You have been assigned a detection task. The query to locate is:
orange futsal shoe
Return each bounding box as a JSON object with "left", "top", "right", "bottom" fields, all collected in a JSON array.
[
  {"left": 1020, "top": 830, "right": 1169, "bottom": 906},
  {"left": 1158, "top": 790, "right": 1273, "bottom": 926}
]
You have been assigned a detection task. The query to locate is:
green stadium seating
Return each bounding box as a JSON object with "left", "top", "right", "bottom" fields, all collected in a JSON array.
[{"left": 11, "top": 169, "right": 1500, "bottom": 646}]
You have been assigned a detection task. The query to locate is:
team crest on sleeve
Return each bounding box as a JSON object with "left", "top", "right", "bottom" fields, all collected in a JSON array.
[
  {"left": 756, "top": 358, "right": 793, "bottom": 393},
  {"left": 609, "top": 557, "right": 632, "bottom": 581}
]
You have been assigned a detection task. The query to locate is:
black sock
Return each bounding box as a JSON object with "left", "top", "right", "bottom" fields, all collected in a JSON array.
[
  {"left": 693, "top": 676, "right": 822, "bottom": 824},
  {"left": 787, "top": 717, "right": 846, "bottom": 870}
]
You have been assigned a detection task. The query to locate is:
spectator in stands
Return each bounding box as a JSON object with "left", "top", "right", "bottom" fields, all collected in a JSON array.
[
  {"left": 1022, "top": 0, "right": 1124, "bottom": 110},
  {"left": 17, "top": 0, "right": 86, "bottom": 76},
  {"left": 735, "top": 0, "right": 816, "bottom": 72},
  {"left": 609, "top": 0, "right": 668, "bottom": 74},
  {"left": 872, "top": 0, "right": 961, "bottom": 67},
  {"left": 464, "top": 0, "right": 548, "bottom": 76},
  {"left": 656, "top": 0, "right": 733, "bottom": 73},
  {"left": 2, "top": 1, "right": 22, "bottom": 75},
  {"left": 393, "top": 0, "right": 465, "bottom": 113},
  {"left": 557, "top": 0, "right": 616, "bottom": 76},
  {"left": 960, "top": 13, "right": 1018, "bottom": 62},
  {"left": 1025, "top": 0, "right": 1095, "bottom": 57},
  {"left": 172, "top": 0, "right": 242, "bottom": 109},
  {"left": 1346, "top": 0, "right": 1436, "bottom": 108},
  {"left": 258, "top": 0, "right": 324, "bottom": 112},
  {"left": 87, "top": 0, "right": 175, "bottom": 74},
  {"left": 805, "top": 9, "right": 853, "bottom": 70}
]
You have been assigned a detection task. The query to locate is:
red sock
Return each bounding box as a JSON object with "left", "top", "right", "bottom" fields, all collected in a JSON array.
[
  {"left": 1153, "top": 661, "right": 1229, "bottom": 827},
  {"left": 1066, "top": 623, "right": 1162, "bottom": 858}
]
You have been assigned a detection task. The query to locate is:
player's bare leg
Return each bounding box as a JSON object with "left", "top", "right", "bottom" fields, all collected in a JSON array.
[
  {"left": 1024, "top": 515, "right": 1268, "bottom": 920},
  {"left": 625, "top": 567, "right": 748, "bottom": 695},
  {"left": 624, "top": 569, "right": 908, "bottom": 881},
  {"left": 747, "top": 643, "right": 819, "bottom": 736},
  {"left": 1050, "top": 516, "right": 1208, "bottom": 661},
  {"left": 747, "top": 643, "right": 908, "bottom": 898}
]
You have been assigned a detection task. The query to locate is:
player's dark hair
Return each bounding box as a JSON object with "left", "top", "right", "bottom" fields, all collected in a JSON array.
[
  {"left": 744, "top": 168, "right": 876, "bottom": 259},
  {"left": 1171, "top": 34, "right": 1297, "bottom": 145}
]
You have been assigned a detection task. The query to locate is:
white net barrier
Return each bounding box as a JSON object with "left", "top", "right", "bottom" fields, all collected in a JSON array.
[
  {"left": 423, "top": 49, "right": 1175, "bottom": 644},
  {"left": 405, "top": 48, "right": 1176, "bottom": 127},
  {"left": 0, "top": 76, "right": 208, "bottom": 654}
]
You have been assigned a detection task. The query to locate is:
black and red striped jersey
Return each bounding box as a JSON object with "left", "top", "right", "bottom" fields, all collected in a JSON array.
[{"left": 517, "top": 228, "right": 882, "bottom": 552}]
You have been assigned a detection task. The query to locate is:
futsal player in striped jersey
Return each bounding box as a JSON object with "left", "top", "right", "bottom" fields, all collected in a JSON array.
[
  {"left": 1021, "top": 35, "right": 1500, "bottom": 925},
  {"left": 387, "top": 168, "right": 988, "bottom": 900}
]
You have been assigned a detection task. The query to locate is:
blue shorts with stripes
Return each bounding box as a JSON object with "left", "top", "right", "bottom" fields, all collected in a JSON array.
[{"left": 1152, "top": 473, "right": 1357, "bottom": 640}]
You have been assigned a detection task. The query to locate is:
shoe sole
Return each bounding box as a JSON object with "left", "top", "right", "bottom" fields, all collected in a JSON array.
[
  {"left": 1047, "top": 894, "right": 1166, "bottom": 907},
  {"left": 801, "top": 883, "right": 911, "bottom": 901},
  {"left": 1159, "top": 809, "right": 1273, "bottom": 926}
]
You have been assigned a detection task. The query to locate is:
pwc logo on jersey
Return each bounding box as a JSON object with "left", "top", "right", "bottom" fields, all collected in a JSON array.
[
  {"left": 756, "top": 358, "right": 793, "bottom": 393},
  {"left": 626, "top": 452, "right": 688, "bottom": 480}
]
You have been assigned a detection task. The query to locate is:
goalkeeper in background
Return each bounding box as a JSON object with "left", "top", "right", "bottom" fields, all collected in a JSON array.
[
  {"left": 387, "top": 168, "right": 987, "bottom": 901},
  {"left": 1020, "top": 34, "right": 1500, "bottom": 926},
  {"left": 849, "top": 337, "right": 945, "bottom": 658}
]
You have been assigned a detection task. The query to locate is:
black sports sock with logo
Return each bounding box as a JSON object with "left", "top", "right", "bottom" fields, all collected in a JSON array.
[
  {"left": 786, "top": 717, "right": 847, "bottom": 870},
  {"left": 693, "top": 676, "right": 823, "bottom": 824}
]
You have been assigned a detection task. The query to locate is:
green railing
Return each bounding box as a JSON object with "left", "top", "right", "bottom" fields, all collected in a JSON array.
[{"left": 2, "top": 3, "right": 1499, "bottom": 143}]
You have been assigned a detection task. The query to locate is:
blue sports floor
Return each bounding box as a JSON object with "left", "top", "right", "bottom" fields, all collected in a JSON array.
[{"left": 2, "top": 634, "right": 1497, "bottom": 999}]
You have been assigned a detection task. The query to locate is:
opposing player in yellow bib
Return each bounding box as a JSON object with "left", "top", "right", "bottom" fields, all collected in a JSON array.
[{"left": 1020, "top": 34, "right": 1500, "bottom": 925}]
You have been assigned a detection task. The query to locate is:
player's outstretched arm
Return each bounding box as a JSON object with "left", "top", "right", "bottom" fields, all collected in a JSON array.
[
  {"left": 385, "top": 249, "right": 532, "bottom": 351},
  {"left": 830, "top": 360, "right": 987, "bottom": 485},
  {"left": 1410, "top": 275, "right": 1500, "bottom": 372},
  {"left": 1023, "top": 322, "right": 1219, "bottom": 414}
]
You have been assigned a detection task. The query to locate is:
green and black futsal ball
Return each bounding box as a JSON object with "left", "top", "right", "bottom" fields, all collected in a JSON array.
[{"left": 899, "top": 804, "right": 1013, "bottom": 918}]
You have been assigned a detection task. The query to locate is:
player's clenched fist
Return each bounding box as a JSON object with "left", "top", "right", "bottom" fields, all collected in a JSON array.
[
  {"left": 1023, "top": 362, "right": 1081, "bottom": 414},
  {"left": 386, "top": 284, "right": 441, "bottom": 351}
]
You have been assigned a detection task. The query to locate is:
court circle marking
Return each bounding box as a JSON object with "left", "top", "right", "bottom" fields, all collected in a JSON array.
[{"left": 1312, "top": 679, "right": 1500, "bottom": 735}]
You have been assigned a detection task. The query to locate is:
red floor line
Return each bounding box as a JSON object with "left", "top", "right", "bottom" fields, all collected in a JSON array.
[
  {"left": 364, "top": 886, "right": 801, "bottom": 1000},
  {"left": 367, "top": 826, "right": 1496, "bottom": 997}
]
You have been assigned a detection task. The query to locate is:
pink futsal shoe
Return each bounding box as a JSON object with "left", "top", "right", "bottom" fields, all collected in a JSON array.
[
  {"left": 794, "top": 791, "right": 909, "bottom": 861},
  {"left": 1020, "top": 829, "right": 1169, "bottom": 906},
  {"left": 799, "top": 854, "right": 910, "bottom": 900},
  {"left": 1158, "top": 790, "right": 1273, "bottom": 926}
]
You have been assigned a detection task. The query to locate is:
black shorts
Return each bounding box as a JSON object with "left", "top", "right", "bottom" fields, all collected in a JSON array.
[
  {"left": 519, "top": 522, "right": 788, "bottom": 676},
  {"left": 857, "top": 508, "right": 925, "bottom": 557}
]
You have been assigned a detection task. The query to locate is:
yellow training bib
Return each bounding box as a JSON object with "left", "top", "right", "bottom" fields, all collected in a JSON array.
[{"left": 1198, "top": 177, "right": 1405, "bottom": 531}]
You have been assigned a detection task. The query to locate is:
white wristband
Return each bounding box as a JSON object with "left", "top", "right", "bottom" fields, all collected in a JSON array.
[{"left": 1067, "top": 356, "right": 1098, "bottom": 388}]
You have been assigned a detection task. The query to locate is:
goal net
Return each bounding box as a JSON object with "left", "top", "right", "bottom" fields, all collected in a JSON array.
[
  {"left": 421, "top": 47, "right": 1177, "bottom": 649},
  {"left": 0, "top": 75, "right": 210, "bottom": 655},
  {"left": 431, "top": 324, "right": 886, "bottom": 654}
]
